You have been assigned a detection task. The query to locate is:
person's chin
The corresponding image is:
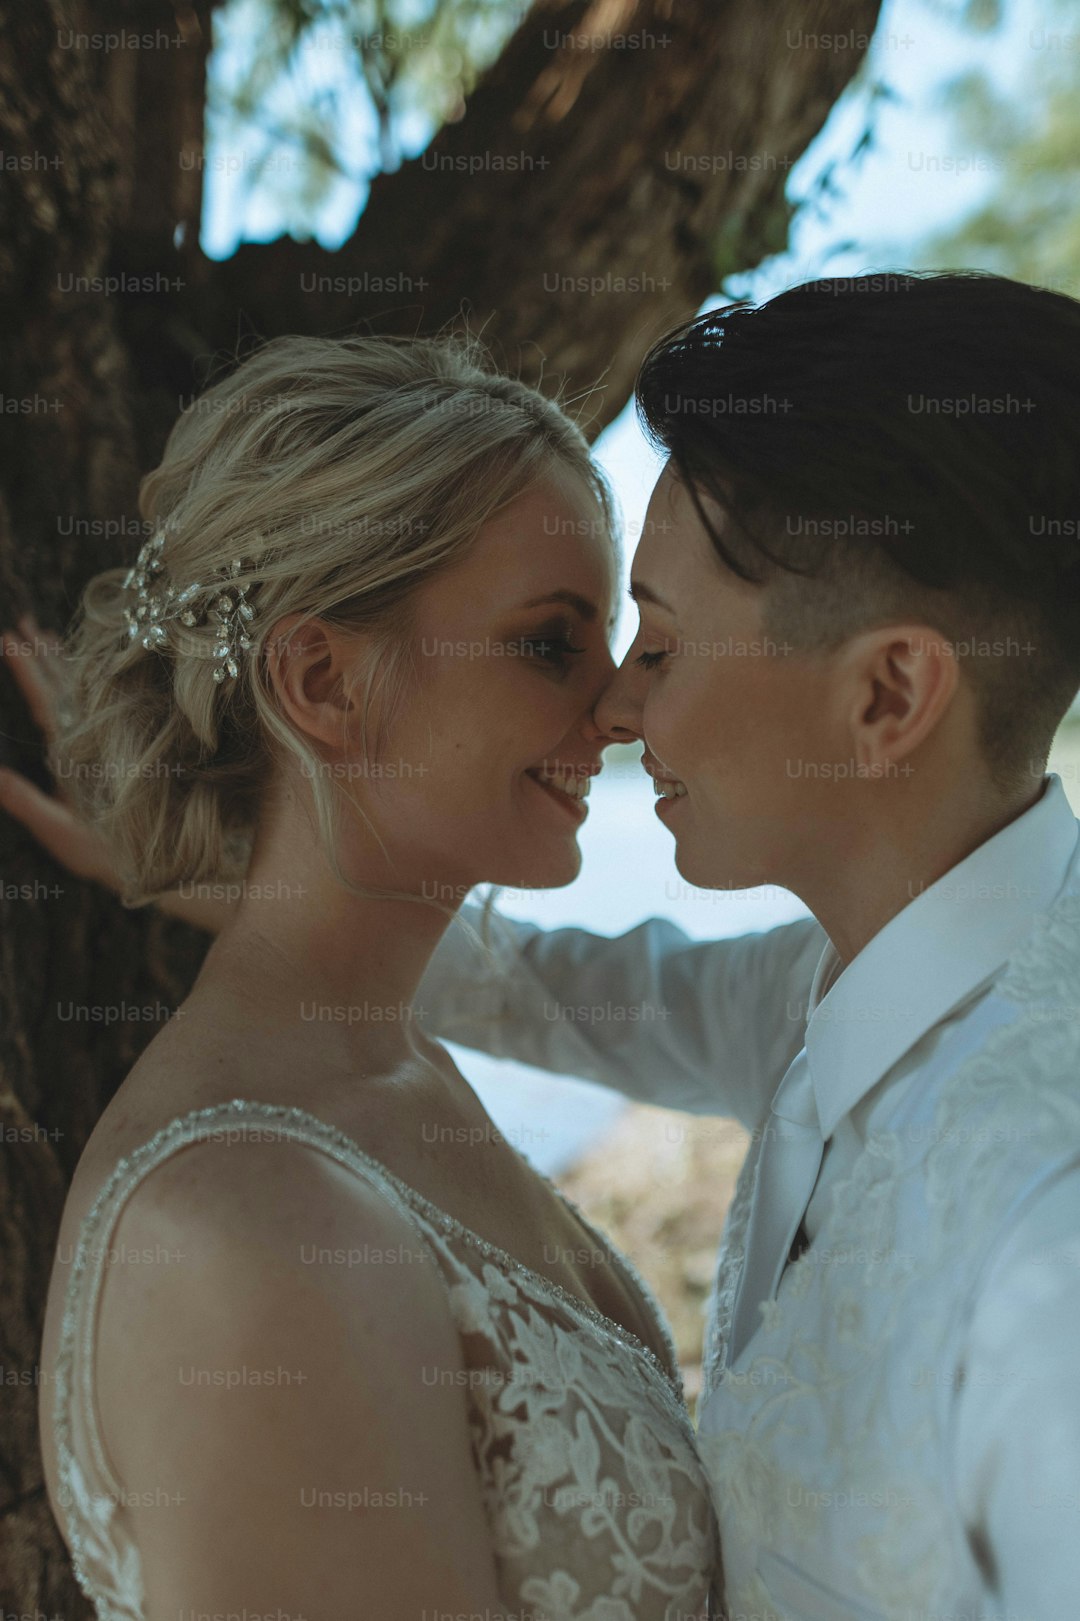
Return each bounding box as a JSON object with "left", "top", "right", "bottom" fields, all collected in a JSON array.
[
  {"left": 490, "top": 842, "right": 583, "bottom": 892},
  {"left": 531, "top": 847, "right": 583, "bottom": 889},
  {"left": 672, "top": 840, "right": 710, "bottom": 887},
  {"left": 673, "top": 831, "right": 743, "bottom": 892}
]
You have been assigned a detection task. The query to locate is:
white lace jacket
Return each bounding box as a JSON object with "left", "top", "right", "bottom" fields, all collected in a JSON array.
[{"left": 50, "top": 1101, "right": 721, "bottom": 1621}]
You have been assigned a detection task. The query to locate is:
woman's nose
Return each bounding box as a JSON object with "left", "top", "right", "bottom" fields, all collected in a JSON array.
[{"left": 588, "top": 657, "right": 643, "bottom": 743}]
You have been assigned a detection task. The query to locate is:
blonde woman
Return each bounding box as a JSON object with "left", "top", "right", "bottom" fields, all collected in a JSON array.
[{"left": 10, "top": 336, "right": 721, "bottom": 1621}]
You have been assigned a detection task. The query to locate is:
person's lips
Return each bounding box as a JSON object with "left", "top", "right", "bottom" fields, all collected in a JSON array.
[{"left": 524, "top": 765, "right": 593, "bottom": 805}]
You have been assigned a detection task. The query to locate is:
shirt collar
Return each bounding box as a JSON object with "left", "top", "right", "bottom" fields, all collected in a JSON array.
[{"left": 804, "top": 773, "right": 1080, "bottom": 1140}]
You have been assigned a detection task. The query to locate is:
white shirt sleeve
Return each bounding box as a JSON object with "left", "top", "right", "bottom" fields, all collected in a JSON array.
[
  {"left": 950, "top": 1162, "right": 1080, "bottom": 1615},
  {"left": 415, "top": 903, "right": 825, "bottom": 1125}
]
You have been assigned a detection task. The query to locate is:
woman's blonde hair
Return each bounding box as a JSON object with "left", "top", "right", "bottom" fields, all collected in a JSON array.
[{"left": 56, "top": 332, "right": 614, "bottom": 910}]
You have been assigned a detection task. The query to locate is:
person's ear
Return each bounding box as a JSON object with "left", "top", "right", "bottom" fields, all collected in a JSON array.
[
  {"left": 263, "top": 612, "right": 365, "bottom": 753},
  {"left": 839, "top": 624, "right": 961, "bottom": 775}
]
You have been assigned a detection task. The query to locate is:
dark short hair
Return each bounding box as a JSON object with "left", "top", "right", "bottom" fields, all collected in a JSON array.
[{"left": 635, "top": 270, "right": 1080, "bottom": 790}]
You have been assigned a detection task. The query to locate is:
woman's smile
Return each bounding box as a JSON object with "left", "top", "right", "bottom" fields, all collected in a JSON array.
[
  {"left": 642, "top": 753, "right": 689, "bottom": 819},
  {"left": 523, "top": 763, "right": 598, "bottom": 822}
]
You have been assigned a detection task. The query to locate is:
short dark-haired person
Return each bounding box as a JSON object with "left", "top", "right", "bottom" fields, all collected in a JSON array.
[{"left": 422, "top": 272, "right": 1080, "bottom": 1617}]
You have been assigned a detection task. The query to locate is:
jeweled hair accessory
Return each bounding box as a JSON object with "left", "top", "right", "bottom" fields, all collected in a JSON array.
[{"left": 122, "top": 527, "right": 258, "bottom": 684}]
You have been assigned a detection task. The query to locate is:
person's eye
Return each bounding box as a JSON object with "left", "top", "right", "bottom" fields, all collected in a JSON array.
[
  {"left": 519, "top": 633, "right": 586, "bottom": 668},
  {"left": 634, "top": 648, "right": 669, "bottom": 671}
]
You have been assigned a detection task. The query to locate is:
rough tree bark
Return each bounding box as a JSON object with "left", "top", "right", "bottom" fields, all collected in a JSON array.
[{"left": 0, "top": 0, "right": 881, "bottom": 1610}]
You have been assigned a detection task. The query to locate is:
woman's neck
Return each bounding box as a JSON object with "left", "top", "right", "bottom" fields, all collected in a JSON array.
[{"left": 188, "top": 838, "right": 463, "bottom": 1072}]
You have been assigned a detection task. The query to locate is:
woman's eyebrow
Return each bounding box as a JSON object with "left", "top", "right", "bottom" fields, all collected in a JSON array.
[
  {"left": 520, "top": 590, "right": 599, "bottom": 621},
  {"left": 628, "top": 580, "right": 676, "bottom": 613}
]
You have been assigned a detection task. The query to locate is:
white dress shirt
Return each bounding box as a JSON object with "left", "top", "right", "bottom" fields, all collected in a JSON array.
[
  {"left": 798, "top": 771, "right": 1078, "bottom": 1256},
  {"left": 417, "top": 773, "right": 1080, "bottom": 1615}
]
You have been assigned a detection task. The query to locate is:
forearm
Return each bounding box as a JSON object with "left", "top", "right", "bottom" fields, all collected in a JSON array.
[{"left": 417, "top": 902, "right": 825, "bottom": 1124}]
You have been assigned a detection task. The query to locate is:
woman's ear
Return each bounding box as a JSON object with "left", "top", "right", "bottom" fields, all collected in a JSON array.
[
  {"left": 841, "top": 623, "right": 961, "bottom": 775},
  {"left": 263, "top": 612, "right": 363, "bottom": 752}
]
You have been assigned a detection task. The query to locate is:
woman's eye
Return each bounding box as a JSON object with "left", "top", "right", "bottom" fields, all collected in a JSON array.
[
  {"left": 520, "top": 634, "right": 586, "bottom": 667},
  {"left": 634, "top": 648, "right": 668, "bottom": 671}
]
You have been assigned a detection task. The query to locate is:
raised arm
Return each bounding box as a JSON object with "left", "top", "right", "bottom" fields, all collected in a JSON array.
[
  {"left": 417, "top": 903, "right": 826, "bottom": 1129},
  {"left": 91, "top": 1137, "right": 506, "bottom": 1619}
]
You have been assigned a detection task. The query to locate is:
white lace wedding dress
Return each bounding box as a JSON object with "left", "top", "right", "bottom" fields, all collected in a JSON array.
[{"left": 51, "top": 1098, "right": 722, "bottom": 1621}]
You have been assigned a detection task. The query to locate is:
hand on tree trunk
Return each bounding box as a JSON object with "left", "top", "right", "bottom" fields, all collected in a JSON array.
[{"left": 0, "top": 613, "right": 227, "bottom": 933}]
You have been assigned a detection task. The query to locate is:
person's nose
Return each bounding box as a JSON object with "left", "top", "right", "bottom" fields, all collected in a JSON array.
[{"left": 586, "top": 648, "right": 645, "bottom": 745}]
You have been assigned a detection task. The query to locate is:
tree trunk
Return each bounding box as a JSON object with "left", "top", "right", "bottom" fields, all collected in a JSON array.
[
  {"left": 0, "top": 0, "right": 880, "bottom": 1610},
  {"left": 190, "top": 0, "right": 886, "bottom": 434}
]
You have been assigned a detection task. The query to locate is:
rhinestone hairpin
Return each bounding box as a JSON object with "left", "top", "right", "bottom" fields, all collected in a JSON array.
[{"left": 122, "top": 528, "right": 258, "bottom": 684}]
